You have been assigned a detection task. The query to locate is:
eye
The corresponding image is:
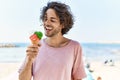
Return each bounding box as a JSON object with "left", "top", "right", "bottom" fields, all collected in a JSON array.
[
  {"left": 51, "top": 20, "right": 55, "bottom": 22},
  {"left": 44, "top": 18, "right": 47, "bottom": 21}
]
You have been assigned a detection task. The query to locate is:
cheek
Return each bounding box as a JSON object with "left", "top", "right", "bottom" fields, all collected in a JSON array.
[
  {"left": 43, "top": 22, "right": 47, "bottom": 26},
  {"left": 58, "top": 25, "right": 64, "bottom": 30},
  {"left": 55, "top": 26, "right": 63, "bottom": 32}
]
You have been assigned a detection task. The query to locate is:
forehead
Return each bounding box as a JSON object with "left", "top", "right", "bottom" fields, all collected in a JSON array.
[{"left": 45, "top": 9, "right": 58, "bottom": 18}]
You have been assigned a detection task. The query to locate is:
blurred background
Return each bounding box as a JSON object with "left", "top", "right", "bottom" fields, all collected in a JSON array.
[
  {"left": 0, "top": 0, "right": 120, "bottom": 43},
  {"left": 0, "top": 0, "right": 120, "bottom": 80}
]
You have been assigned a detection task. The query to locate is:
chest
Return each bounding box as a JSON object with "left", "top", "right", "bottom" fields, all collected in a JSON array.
[{"left": 33, "top": 46, "right": 75, "bottom": 73}]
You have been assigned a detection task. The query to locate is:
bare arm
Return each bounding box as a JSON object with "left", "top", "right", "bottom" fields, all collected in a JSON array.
[
  {"left": 19, "top": 45, "right": 39, "bottom": 80},
  {"left": 19, "top": 57, "right": 33, "bottom": 80}
]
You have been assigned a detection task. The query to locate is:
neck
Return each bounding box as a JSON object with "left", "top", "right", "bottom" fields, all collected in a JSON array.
[{"left": 45, "top": 35, "right": 69, "bottom": 48}]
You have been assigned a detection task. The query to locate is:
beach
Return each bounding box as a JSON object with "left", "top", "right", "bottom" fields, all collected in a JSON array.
[
  {"left": 87, "top": 61, "right": 120, "bottom": 80},
  {"left": 0, "top": 43, "right": 120, "bottom": 80},
  {"left": 0, "top": 61, "right": 120, "bottom": 80},
  {"left": 0, "top": 62, "right": 21, "bottom": 80}
]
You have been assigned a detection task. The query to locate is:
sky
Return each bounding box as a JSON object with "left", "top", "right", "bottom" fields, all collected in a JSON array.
[{"left": 0, "top": 0, "right": 120, "bottom": 43}]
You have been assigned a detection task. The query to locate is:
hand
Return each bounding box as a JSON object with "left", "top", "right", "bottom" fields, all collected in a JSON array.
[{"left": 26, "top": 44, "right": 40, "bottom": 61}]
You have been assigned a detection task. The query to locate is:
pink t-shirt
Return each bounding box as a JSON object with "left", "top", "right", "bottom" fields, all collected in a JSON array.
[{"left": 32, "top": 39, "right": 86, "bottom": 80}]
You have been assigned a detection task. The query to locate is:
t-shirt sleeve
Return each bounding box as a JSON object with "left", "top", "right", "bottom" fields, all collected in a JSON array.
[{"left": 72, "top": 43, "right": 87, "bottom": 79}]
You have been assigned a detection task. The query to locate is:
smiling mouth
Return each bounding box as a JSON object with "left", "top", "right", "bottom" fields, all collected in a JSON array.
[{"left": 45, "top": 26, "right": 53, "bottom": 32}]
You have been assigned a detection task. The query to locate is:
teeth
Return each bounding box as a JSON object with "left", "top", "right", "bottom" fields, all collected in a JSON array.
[{"left": 46, "top": 27, "right": 52, "bottom": 30}]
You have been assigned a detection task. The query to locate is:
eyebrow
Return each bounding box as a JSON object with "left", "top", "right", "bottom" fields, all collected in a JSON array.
[
  {"left": 44, "top": 14, "right": 59, "bottom": 21},
  {"left": 51, "top": 17, "right": 58, "bottom": 20}
]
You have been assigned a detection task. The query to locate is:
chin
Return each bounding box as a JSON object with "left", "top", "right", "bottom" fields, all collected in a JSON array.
[
  {"left": 45, "top": 34, "right": 51, "bottom": 37},
  {"left": 46, "top": 34, "right": 55, "bottom": 37}
]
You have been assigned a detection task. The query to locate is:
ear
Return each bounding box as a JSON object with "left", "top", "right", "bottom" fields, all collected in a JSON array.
[{"left": 61, "top": 23, "right": 65, "bottom": 29}]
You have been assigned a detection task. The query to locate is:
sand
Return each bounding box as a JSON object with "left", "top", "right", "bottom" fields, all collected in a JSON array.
[
  {"left": 89, "top": 61, "right": 120, "bottom": 80},
  {"left": 0, "top": 61, "right": 120, "bottom": 80},
  {"left": 0, "top": 62, "right": 21, "bottom": 80}
]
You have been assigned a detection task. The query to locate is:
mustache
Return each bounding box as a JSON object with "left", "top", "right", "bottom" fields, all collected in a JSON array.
[{"left": 44, "top": 24, "right": 53, "bottom": 28}]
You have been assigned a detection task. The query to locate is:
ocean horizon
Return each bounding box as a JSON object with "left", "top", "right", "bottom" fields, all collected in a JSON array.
[{"left": 0, "top": 42, "right": 120, "bottom": 63}]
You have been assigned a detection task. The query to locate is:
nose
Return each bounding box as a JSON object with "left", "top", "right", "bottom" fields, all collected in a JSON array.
[{"left": 44, "top": 19, "right": 50, "bottom": 25}]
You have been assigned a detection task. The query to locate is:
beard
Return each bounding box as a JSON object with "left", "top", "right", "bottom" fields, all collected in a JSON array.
[{"left": 44, "top": 26, "right": 62, "bottom": 37}]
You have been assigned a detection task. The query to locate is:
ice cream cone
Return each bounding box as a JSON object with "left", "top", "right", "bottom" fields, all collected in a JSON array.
[{"left": 29, "top": 31, "right": 43, "bottom": 45}]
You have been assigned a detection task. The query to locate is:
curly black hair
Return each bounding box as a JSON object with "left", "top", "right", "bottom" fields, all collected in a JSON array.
[{"left": 40, "top": 1, "right": 74, "bottom": 35}]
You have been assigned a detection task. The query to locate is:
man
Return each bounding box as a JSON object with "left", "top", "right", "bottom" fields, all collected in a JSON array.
[{"left": 19, "top": 1, "right": 86, "bottom": 80}]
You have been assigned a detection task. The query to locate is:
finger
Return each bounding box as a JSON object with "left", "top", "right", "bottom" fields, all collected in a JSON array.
[
  {"left": 26, "top": 52, "right": 38, "bottom": 58},
  {"left": 32, "top": 44, "right": 41, "bottom": 47},
  {"left": 27, "top": 46, "right": 39, "bottom": 49},
  {"left": 26, "top": 49, "right": 39, "bottom": 53},
  {"left": 27, "top": 45, "right": 39, "bottom": 50},
  {"left": 26, "top": 50, "right": 38, "bottom": 55},
  {"left": 38, "top": 44, "right": 41, "bottom": 47}
]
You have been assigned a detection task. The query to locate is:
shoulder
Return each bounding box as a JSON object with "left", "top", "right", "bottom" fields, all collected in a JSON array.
[
  {"left": 70, "top": 39, "right": 82, "bottom": 48},
  {"left": 69, "top": 40, "right": 82, "bottom": 55}
]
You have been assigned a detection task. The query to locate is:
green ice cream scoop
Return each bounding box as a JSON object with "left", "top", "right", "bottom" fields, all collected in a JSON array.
[{"left": 34, "top": 31, "right": 43, "bottom": 39}]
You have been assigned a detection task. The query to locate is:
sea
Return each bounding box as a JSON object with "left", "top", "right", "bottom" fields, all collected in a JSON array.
[{"left": 0, "top": 42, "right": 120, "bottom": 63}]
